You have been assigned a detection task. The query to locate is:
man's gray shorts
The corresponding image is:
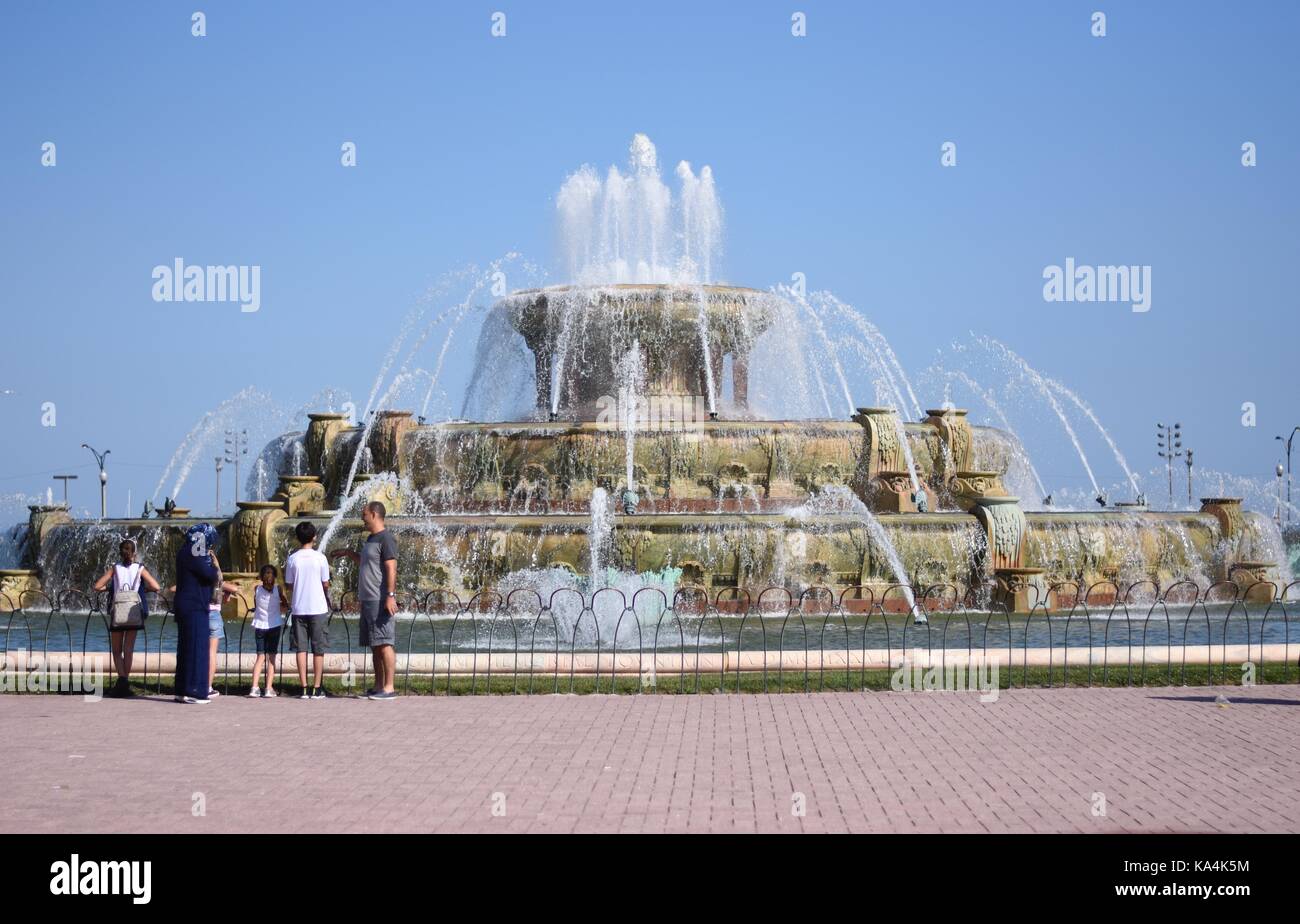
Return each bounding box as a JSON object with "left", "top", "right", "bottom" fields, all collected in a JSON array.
[
  {"left": 359, "top": 599, "right": 395, "bottom": 648},
  {"left": 290, "top": 613, "right": 330, "bottom": 655}
]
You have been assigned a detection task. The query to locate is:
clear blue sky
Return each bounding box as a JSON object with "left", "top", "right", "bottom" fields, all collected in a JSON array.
[{"left": 1, "top": 0, "right": 1297, "bottom": 524}]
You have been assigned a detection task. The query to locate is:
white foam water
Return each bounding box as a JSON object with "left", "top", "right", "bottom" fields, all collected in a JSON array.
[
  {"left": 588, "top": 487, "right": 614, "bottom": 579},
  {"left": 557, "top": 134, "right": 723, "bottom": 285}
]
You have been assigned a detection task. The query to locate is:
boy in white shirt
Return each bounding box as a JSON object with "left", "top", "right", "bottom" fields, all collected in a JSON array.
[
  {"left": 248, "top": 564, "right": 289, "bottom": 697},
  {"left": 284, "top": 521, "right": 331, "bottom": 699}
]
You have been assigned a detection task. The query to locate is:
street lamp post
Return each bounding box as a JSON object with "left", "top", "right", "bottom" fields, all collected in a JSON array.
[
  {"left": 1274, "top": 428, "right": 1298, "bottom": 524},
  {"left": 80, "top": 444, "right": 110, "bottom": 519},
  {"left": 215, "top": 457, "right": 225, "bottom": 514},
  {"left": 224, "top": 429, "right": 248, "bottom": 506},
  {"left": 1277, "top": 463, "right": 1286, "bottom": 524},
  {"left": 1156, "top": 423, "right": 1183, "bottom": 510},
  {"left": 1184, "top": 449, "right": 1194, "bottom": 507}
]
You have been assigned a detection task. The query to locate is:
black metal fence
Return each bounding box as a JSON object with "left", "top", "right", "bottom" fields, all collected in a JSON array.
[{"left": 2, "top": 579, "right": 1297, "bottom": 695}]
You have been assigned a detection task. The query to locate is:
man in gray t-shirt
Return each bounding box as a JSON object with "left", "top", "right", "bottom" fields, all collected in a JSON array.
[{"left": 358, "top": 501, "right": 399, "bottom": 699}]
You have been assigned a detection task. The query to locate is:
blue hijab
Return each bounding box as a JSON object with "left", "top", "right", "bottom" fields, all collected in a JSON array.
[
  {"left": 185, "top": 523, "right": 220, "bottom": 555},
  {"left": 174, "top": 523, "right": 221, "bottom": 613}
]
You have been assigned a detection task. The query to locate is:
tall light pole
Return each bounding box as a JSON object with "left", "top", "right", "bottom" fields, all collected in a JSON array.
[
  {"left": 224, "top": 429, "right": 248, "bottom": 506},
  {"left": 1156, "top": 423, "right": 1182, "bottom": 510},
  {"left": 1274, "top": 428, "right": 1298, "bottom": 525},
  {"left": 1277, "top": 463, "right": 1286, "bottom": 524},
  {"left": 80, "top": 444, "right": 110, "bottom": 519},
  {"left": 214, "top": 456, "right": 225, "bottom": 514},
  {"left": 1184, "top": 449, "right": 1194, "bottom": 507}
]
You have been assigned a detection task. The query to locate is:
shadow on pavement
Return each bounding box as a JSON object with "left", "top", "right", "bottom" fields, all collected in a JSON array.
[{"left": 1148, "top": 694, "right": 1300, "bottom": 707}]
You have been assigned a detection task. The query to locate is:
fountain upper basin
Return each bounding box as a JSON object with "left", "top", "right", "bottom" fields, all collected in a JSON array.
[{"left": 503, "top": 284, "right": 777, "bottom": 420}]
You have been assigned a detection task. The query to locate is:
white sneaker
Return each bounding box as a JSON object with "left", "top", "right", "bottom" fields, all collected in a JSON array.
[
  {"left": 182, "top": 696, "right": 210, "bottom": 705},
  {"left": 207, "top": 687, "right": 221, "bottom": 698},
  {"left": 247, "top": 687, "right": 262, "bottom": 698},
  {"left": 263, "top": 688, "right": 278, "bottom": 698}
]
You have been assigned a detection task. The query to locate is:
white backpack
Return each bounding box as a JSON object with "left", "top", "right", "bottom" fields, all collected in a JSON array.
[{"left": 110, "top": 563, "right": 144, "bottom": 629}]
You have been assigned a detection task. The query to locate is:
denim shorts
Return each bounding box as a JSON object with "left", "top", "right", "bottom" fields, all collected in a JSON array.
[
  {"left": 254, "top": 626, "right": 282, "bottom": 655},
  {"left": 209, "top": 608, "right": 225, "bottom": 640}
]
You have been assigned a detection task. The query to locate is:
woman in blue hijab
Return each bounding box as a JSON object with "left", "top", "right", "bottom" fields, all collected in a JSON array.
[{"left": 174, "top": 523, "right": 221, "bottom": 703}]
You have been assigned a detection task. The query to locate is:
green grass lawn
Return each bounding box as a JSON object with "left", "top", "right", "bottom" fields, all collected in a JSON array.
[{"left": 184, "top": 660, "right": 1299, "bottom": 696}]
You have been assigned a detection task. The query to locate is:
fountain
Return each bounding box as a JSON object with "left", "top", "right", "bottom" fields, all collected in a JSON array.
[{"left": 16, "top": 136, "right": 1291, "bottom": 614}]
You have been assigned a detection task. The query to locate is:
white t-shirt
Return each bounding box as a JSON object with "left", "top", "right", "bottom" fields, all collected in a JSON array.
[
  {"left": 252, "top": 585, "right": 284, "bottom": 630},
  {"left": 285, "top": 548, "right": 330, "bottom": 616},
  {"left": 112, "top": 563, "right": 142, "bottom": 594}
]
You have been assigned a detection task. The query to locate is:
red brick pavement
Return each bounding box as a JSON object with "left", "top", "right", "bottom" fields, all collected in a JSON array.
[{"left": 2, "top": 686, "right": 1298, "bottom": 833}]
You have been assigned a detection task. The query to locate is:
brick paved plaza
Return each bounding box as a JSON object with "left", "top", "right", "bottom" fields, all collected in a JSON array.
[{"left": 3, "top": 686, "right": 1298, "bottom": 833}]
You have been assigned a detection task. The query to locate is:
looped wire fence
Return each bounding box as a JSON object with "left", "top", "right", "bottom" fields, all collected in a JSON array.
[{"left": 1, "top": 579, "right": 1296, "bottom": 695}]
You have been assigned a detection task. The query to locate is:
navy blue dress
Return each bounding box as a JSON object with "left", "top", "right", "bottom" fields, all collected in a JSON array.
[{"left": 173, "top": 538, "right": 219, "bottom": 699}]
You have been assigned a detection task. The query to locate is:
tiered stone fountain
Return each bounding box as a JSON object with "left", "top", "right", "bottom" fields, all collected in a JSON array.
[{"left": 13, "top": 284, "right": 1282, "bottom": 614}]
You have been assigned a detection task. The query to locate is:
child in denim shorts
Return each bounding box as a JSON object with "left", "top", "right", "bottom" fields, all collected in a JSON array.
[{"left": 248, "top": 564, "right": 288, "bottom": 698}]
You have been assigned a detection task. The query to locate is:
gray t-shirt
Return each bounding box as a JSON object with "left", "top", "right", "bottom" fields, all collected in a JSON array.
[{"left": 358, "top": 530, "right": 398, "bottom": 602}]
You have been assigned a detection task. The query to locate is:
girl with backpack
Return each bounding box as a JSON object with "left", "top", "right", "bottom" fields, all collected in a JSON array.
[{"left": 92, "top": 538, "right": 161, "bottom": 697}]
